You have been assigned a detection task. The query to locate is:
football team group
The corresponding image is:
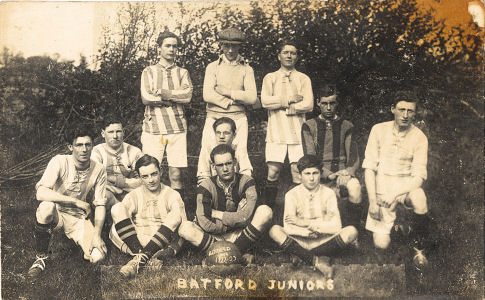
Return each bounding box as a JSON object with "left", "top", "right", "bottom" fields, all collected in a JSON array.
[{"left": 27, "top": 28, "right": 432, "bottom": 280}]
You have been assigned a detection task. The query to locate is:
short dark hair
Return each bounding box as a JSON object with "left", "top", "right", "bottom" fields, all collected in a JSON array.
[
  {"left": 135, "top": 154, "right": 160, "bottom": 175},
  {"left": 278, "top": 40, "right": 298, "bottom": 53},
  {"left": 297, "top": 155, "right": 322, "bottom": 173},
  {"left": 317, "top": 83, "right": 338, "bottom": 100},
  {"left": 392, "top": 90, "right": 419, "bottom": 108},
  {"left": 64, "top": 124, "right": 96, "bottom": 145},
  {"left": 101, "top": 114, "right": 123, "bottom": 131},
  {"left": 157, "top": 30, "right": 180, "bottom": 46},
  {"left": 212, "top": 117, "right": 236, "bottom": 134},
  {"left": 210, "top": 144, "right": 235, "bottom": 163}
]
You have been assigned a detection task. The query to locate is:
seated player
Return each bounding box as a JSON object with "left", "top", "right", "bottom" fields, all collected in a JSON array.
[
  {"left": 91, "top": 116, "right": 143, "bottom": 208},
  {"left": 197, "top": 117, "right": 253, "bottom": 185},
  {"left": 269, "top": 155, "right": 358, "bottom": 278},
  {"left": 109, "top": 154, "right": 186, "bottom": 278},
  {"left": 363, "top": 90, "right": 430, "bottom": 270},
  {"left": 28, "top": 125, "right": 108, "bottom": 278},
  {"left": 301, "top": 83, "right": 362, "bottom": 227},
  {"left": 179, "top": 144, "right": 272, "bottom": 263}
]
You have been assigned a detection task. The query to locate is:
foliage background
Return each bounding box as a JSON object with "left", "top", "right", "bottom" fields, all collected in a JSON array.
[{"left": 0, "top": 0, "right": 483, "bottom": 298}]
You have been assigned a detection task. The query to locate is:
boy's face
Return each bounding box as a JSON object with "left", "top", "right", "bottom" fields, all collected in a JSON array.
[
  {"left": 278, "top": 45, "right": 298, "bottom": 69},
  {"left": 318, "top": 95, "right": 338, "bottom": 119},
  {"left": 138, "top": 163, "right": 161, "bottom": 192},
  {"left": 213, "top": 152, "right": 236, "bottom": 182},
  {"left": 300, "top": 167, "right": 321, "bottom": 191},
  {"left": 214, "top": 123, "right": 235, "bottom": 145},
  {"left": 221, "top": 43, "right": 241, "bottom": 62},
  {"left": 159, "top": 37, "right": 178, "bottom": 62},
  {"left": 69, "top": 136, "right": 93, "bottom": 165},
  {"left": 102, "top": 123, "right": 123, "bottom": 150},
  {"left": 391, "top": 100, "right": 416, "bottom": 130}
]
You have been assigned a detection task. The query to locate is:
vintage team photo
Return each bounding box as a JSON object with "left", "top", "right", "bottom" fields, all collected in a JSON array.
[{"left": 0, "top": 0, "right": 483, "bottom": 298}]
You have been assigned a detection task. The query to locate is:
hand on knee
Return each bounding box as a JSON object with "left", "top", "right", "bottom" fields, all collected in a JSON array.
[
  {"left": 408, "top": 188, "right": 427, "bottom": 214},
  {"left": 89, "top": 247, "right": 105, "bottom": 263}
]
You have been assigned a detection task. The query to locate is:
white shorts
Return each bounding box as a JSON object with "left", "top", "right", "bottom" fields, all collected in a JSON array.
[
  {"left": 141, "top": 131, "right": 187, "bottom": 168},
  {"left": 365, "top": 193, "right": 412, "bottom": 235},
  {"left": 52, "top": 209, "right": 101, "bottom": 260},
  {"left": 265, "top": 142, "right": 304, "bottom": 163},
  {"left": 200, "top": 116, "right": 248, "bottom": 153}
]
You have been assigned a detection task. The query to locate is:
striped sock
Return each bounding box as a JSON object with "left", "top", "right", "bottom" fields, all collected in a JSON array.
[
  {"left": 311, "top": 234, "right": 346, "bottom": 256},
  {"left": 34, "top": 221, "right": 53, "bottom": 255},
  {"left": 233, "top": 224, "right": 262, "bottom": 253},
  {"left": 196, "top": 233, "right": 216, "bottom": 253},
  {"left": 143, "top": 225, "right": 174, "bottom": 257},
  {"left": 280, "top": 237, "right": 314, "bottom": 265},
  {"left": 115, "top": 218, "right": 142, "bottom": 253}
]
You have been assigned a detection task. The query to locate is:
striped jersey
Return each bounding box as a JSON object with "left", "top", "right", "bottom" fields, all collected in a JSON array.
[
  {"left": 121, "top": 184, "right": 187, "bottom": 238},
  {"left": 261, "top": 69, "right": 313, "bottom": 144},
  {"left": 36, "top": 155, "right": 107, "bottom": 218},
  {"left": 91, "top": 142, "right": 142, "bottom": 178},
  {"left": 140, "top": 63, "right": 193, "bottom": 135}
]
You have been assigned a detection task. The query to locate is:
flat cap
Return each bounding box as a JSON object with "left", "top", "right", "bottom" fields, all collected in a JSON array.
[{"left": 218, "top": 28, "right": 245, "bottom": 44}]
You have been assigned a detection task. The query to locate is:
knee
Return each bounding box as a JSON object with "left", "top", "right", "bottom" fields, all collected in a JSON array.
[
  {"left": 373, "top": 233, "right": 391, "bottom": 249},
  {"left": 267, "top": 163, "right": 281, "bottom": 181},
  {"left": 253, "top": 205, "right": 273, "bottom": 225},
  {"left": 36, "top": 201, "right": 56, "bottom": 223},
  {"left": 408, "top": 188, "right": 427, "bottom": 213},
  {"left": 347, "top": 179, "right": 362, "bottom": 204},
  {"left": 290, "top": 163, "right": 301, "bottom": 183},
  {"left": 106, "top": 191, "right": 119, "bottom": 211},
  {"left": 169, "top": 168, "right": 182, "bottom": 182},
  {"left": 340, "top": 226, "right": 358, "bottom": 244},
  {"left": 110, "top": 202, "right": 127, "bottom": 222},
  {"left": 178, "top": 221, "right": 196, "bottom": 239},
  {"left": 268, "top": 225, "right": 287, "bottom": 245}
]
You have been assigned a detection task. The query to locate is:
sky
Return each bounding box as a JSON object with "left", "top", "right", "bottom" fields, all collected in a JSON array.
[{"left": 0, "top": 0, "right": 481, "bottom": 65}]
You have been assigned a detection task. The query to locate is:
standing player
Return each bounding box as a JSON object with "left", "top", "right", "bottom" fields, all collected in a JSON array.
[
  {"left": 179, "top": 144, "right": 272, "bottom": 263},
  {"left": 197, "top": 117, "right": 253, "bottom": 185},
  {"left": 140, "top": 30, "right": 193, "bottom": 201},
  {"left": 301, "top": 84, "right": 362, "bottom": 227},
  {"left": 363, "top": 90, "right": 430, "bottom": 269},
  {"left": 269, "top": 155, "right": 358, "bottom": 279},
  {"left": 260, "top": 40, "right": 313, "bottom": 212},
  {"left": 91, "top": 116, "right": 143, "bottom": 208},
  {"left": 109, "top": 154, "right": 186, "bottom": 278},
  {"left": 27, "top": 125, "right": 108, "bottom": 277},
  {"left": 199, "top": 27, "right": 256, "bottom": 177}
]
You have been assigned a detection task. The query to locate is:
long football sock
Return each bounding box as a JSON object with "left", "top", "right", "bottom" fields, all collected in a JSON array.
[
  {"left": 115, "top": 218, "right": 143, "bottom": 253},
  {"left": 196, "top": 233, "right": 216, "bottom": 253},
  {"left": 411, "top": 213, "right": 430, "bottom": 250},
  {"left": 34, "top": 221, "right": 53, "bottom": 255},
  {"left": 143, "top": 225, "right": 174, "bottom": 257},
  {"left": 311, "top": 234, "right": 346, "bottom": 256},
  {"left": 280, "top": 237, "right": 314, "bottom": 265},
  {"left": 233, "top": 224, "right": 262, "bottom": 253}
]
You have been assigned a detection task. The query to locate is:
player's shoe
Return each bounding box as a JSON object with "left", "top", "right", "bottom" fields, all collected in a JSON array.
[
  {"left": 152, "top": 246, "right": 175, "bottom": 261},
  {"left": 241, "top": 253, "right": 255, "bottom": 266},
  {"left": 28, "top": 254, "right": 49, "bottom": 278},
  {"left": 412, "top": 247, "right": 428, "bottom": 271},
  {"left": 314, "top": 256, "right": 334, "bottom": 279},
  {"left": 120, "top": 252, "right": 149, "bottom": 278}
]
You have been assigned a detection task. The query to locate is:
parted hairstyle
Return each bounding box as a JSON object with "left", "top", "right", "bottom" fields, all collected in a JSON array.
[
  {"left": 296, "top": 155, "right": 323, "bottom": 173},
  {"left": 64, "top": 124, "right": 96, "bottom": 145},
  {"left": 210, "top": 144, "right": 235, "bottom": 163},
  {"left": 317, "top": 83, "right": 338, "bottom": 100},
  {"left": 101, "top": 114, "right": 123, "bottom": 130},
  {"left": 392, "top": 90, "right": 419, "bottom": 108},
  {"left": 278, "top": 39, "right": 298, "bottom": 53},
  {"left": 135, "top": 154, "right": 161, "bottom": 175},
  {"left": 212, "top": 117, "right": 236, "bottom": 134},
  {"left": 157, "top": 30, "right": 180, "bottom": 46}
]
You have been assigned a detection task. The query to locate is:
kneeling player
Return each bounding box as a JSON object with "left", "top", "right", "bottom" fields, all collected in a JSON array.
[
  {"left": 28, "top": 125, "right": 108, "bottom": 277},
  {"left": 109, "top": 154, "right": 186, "bottom": 278},
  {"left": 269, "top": 155, "right": 358, "bottom": 278},
  {"left": 179, "top": 144, "right": 272, "bottom": 263}
]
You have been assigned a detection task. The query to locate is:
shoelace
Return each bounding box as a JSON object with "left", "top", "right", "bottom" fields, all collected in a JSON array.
[
  {"left": 31, "top": 255, "right": 48, "bottom": 270},
  {"left": 132, "top": 253, "right": 149, "bottom": 273}
]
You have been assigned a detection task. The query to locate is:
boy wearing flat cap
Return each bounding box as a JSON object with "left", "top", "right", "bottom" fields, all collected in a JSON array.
[
  {"left": 139, "top": 30, "right": 193, "bottom": 203},
  {"left": 199, "top": 28, "right": 257, "bottom": 183}
]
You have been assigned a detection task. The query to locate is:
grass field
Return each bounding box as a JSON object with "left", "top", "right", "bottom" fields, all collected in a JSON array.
[{"left": 1, "top": 122, "right": 484, "bottom": 299}]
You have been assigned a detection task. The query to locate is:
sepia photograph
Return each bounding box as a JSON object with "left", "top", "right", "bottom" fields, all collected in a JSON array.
[{"left": 0, "top": 0, "right": 483, "bottom": 298}]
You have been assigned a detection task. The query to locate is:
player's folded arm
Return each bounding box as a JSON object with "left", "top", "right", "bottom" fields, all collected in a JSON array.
[
  {"left": 221, "top": 182, "right": 257, "bottom": 228},
  {"left": 202, "top": 63, "right": 232, "bottom": 109},
  {"left": 196, "top": 191, "right": 225, "bottom": 234}
]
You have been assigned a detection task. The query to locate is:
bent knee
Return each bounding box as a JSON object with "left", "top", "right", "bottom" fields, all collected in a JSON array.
[
  {"left": 254, "top": 205, "right": 273, "bottom": 223},
  {"left": 347, "top": 178, "right": 362, "bottom": 202},
  {"left": 340, "top": 226, "right": 358, "bottom": 244},
  {"left": 373, "top": 233, "right": 391, "bottom": 249},
  {"left": 110, "top": 202, "right": 128, "bottom": 221},
  {"left": 268, "top": 225, "right": 286, "bottom": 244},
  {"left": 267, "top": 163, "right": 281, "bottom": 181},
  {"left": 36, "top": 202, "right": 56, "bottom": 222},
  {"left": 408, "top": 188, "right": 427, "bottom": 213},
  {"left": 178, "top": 221, "right": 196, "bottom": 239}
]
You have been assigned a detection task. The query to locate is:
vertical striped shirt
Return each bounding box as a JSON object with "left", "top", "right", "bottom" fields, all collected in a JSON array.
[
  {"left": 141, "top": 63, "right": 193, "bottom": 135},
  {"left": 36, "top": 155, "right": 107, "bottom": 218},
  {"left": 91, "top": 142, "right": 142, "bottom": 178},
  {"left": 121, "top": 184, "right": 187, "bottom": 238},
  {"left": 261, "top": 69, "right": 313, "bottom": 144}
]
